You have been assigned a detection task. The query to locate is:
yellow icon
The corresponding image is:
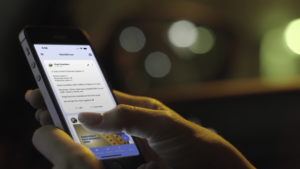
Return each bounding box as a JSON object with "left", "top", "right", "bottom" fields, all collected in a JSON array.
[
  {"left": 82, "top": 70, "right": 84, "bottom": 72},
  {"left": 51, "top": 71, "right": 53, "bottom": 72}
]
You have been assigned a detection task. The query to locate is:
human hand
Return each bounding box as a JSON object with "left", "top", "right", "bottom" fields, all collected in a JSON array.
[
  {"left": 26, "top": 89, "right": 162, "bottom": 169},
  {"left": 26, "top": 89, "right": 255, "bottom": 169}
]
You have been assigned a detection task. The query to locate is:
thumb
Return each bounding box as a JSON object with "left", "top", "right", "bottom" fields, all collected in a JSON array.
[
  {"left": 78, "top": 104, "right": 179, "bottom": 141},
  {"left": 32, "top": 125, "right": 102, "bottom": 169}
]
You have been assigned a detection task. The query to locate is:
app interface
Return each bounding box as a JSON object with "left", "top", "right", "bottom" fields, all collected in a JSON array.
[{"left": 34, "top": 44, "right": 139, "bottom": 159}]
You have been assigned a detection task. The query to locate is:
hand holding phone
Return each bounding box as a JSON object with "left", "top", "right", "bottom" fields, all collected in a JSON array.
[
  {"left": 26, "top": 89, "right": 255, "bottom": 169},
  {"left": 21, "top": 26, "right": 255, "bottom": 169}
]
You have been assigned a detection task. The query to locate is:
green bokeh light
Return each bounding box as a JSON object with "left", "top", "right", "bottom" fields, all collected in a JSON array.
[
  {"left": 189, "top": 26, "right": 215, "bottom": 54},
  {"left": 285, "top": 18, "right": 300, "bottom": 55},
  {"left": 260, "top": 27, "right": 297, "bottom": 86}
]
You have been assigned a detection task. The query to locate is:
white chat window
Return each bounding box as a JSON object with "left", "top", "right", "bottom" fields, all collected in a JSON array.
[{"left": 44, "top": 60, "right": 115, "bottom": 114}]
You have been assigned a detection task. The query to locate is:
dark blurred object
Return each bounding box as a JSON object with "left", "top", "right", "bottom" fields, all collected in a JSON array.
[{"left": 0, "top": 0, "right": 71, "bottom": 168}]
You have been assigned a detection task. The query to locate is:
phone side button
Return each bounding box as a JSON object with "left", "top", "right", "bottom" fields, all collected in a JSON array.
[
  {"left": 35, "top": 74, "right": 41, "bottom": 81},
  {"left": 26, "top": 48, "right": 30, "bottom": 55},
  {"left": 31, "top": 62, "right": 36, "bottom": 69}
]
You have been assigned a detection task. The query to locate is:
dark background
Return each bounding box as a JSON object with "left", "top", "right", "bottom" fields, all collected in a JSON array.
[{"left": 1, "top": 0, "right": 300, "bottom": 168}]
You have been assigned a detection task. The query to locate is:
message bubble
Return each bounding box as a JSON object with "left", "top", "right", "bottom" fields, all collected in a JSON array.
[{"left": 44, "top": 60, "right": 116, "bottom": 113}]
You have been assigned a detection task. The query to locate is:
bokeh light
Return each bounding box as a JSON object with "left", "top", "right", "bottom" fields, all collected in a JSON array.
[
  {"left": 260, "top": 27, "right": 297, "bottom": 85},
  {"left": 189, "top": 26, "right": 215, "bottom": 54},
  {"left": 168, "top": 20, "right": 197, "bottom": 48},
  {"left": 145, "top": 52, "right": 171, "bottom": 78},
  {"left": 284, "top": 18, "right": 300, "bottom": 55},
  {"left": 119, "top": 27, "right": 146, "bottom": 52}
]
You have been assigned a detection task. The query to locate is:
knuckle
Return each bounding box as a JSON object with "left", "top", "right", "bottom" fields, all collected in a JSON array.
[
  {"left": 144, "top": 97, "right": 163, "bottom": 109},
  {"left": 116, "top": 104, "right": 127, "bottom": 110},
  {"left": 147, "top": 97, "right": 158, "bottom": 104},
  {"left": 116, "top": 104, "right": 132, "bottom": 113},
  {"left": 114, "top": 104, "right": 133, "bottom": 118}
]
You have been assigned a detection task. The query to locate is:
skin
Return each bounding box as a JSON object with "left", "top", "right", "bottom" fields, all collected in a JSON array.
[{"left": 25, "top": 89, "right": 256, "bottom": 169}]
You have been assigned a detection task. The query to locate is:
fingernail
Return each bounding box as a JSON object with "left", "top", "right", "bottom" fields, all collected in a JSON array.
[
  {"left": 78, "top": 112, "right": 103, "bottom": 124},
  {"left": 35, "top": 109, "right": 43, "bottom": 121},
  {"left": 25, "top": 90, "right": 33, "bottom": 102}
]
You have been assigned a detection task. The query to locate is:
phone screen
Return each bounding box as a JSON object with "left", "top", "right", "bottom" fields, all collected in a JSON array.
[{"left": 34, "top": 44, "right": 139, "bottom": 160}]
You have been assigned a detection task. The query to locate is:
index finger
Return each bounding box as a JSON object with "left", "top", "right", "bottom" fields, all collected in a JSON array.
[{"left": 113, "top": 90, "right": 169, "bottom": 110}]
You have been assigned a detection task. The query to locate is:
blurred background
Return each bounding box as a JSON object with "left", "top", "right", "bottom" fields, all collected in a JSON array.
[{"left": 1, "top": 0, "right": 300, "bottom": 168}]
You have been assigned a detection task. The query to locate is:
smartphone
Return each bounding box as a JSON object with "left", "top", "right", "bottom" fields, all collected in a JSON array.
[{"left": 19, "top": 26, "right": 145, "bottom": 169}]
